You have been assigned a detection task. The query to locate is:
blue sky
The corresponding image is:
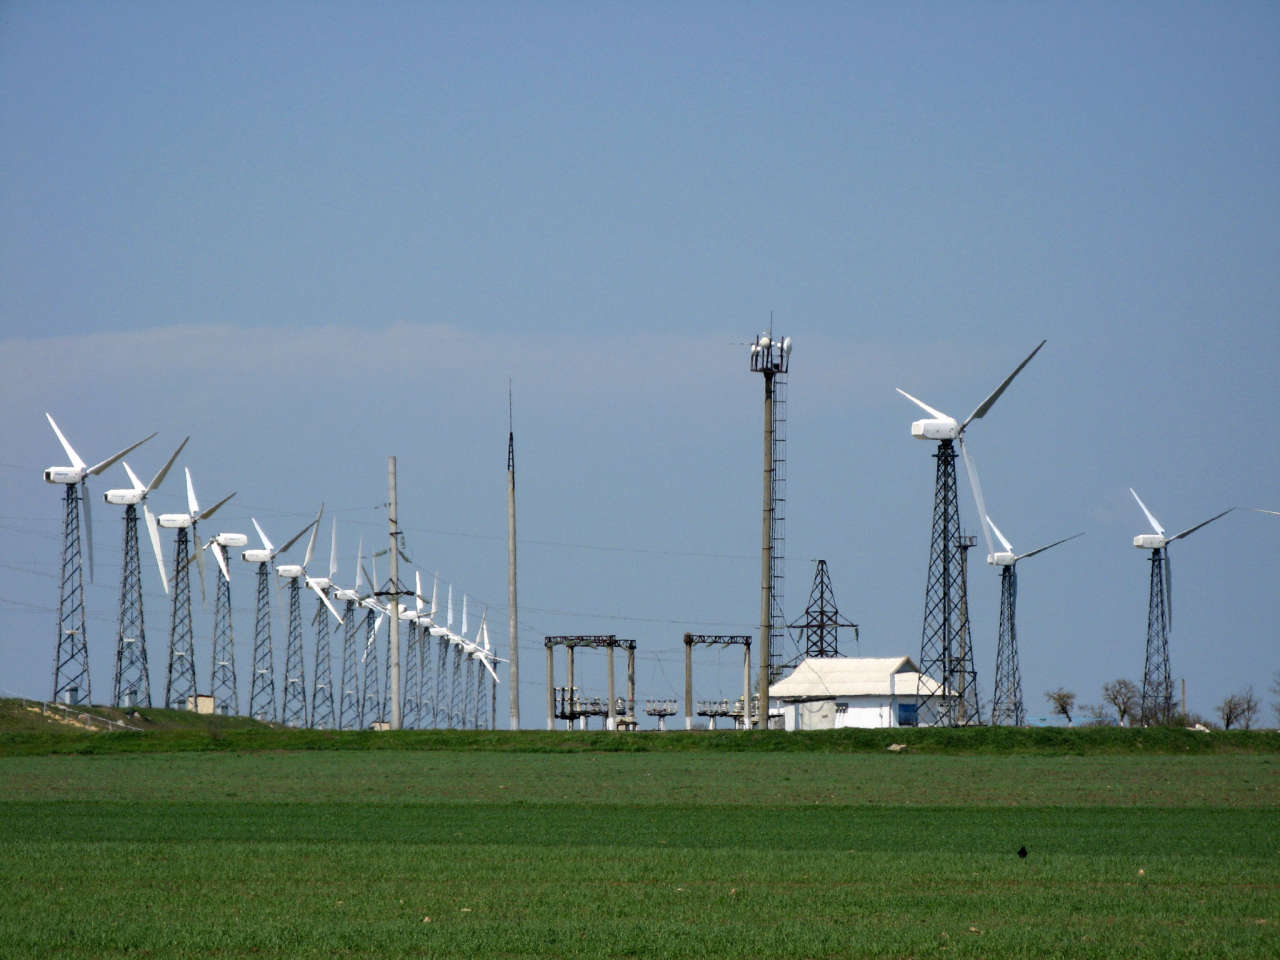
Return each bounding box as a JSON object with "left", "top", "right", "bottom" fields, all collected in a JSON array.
[{"left": 2, "top": 3, "right": 1277, "bottom": 726}]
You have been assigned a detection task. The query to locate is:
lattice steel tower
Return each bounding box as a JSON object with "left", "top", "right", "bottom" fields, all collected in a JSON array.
[
  {"left": 112, "top": 504, "right": 150, "bottom": 707},
  {"left": 789, "top": 559, "right": 858, "bottom": 661},
  {"left": 310, "top": 601, "right": 335, "bottom": 728},
  {"left": 990, "top": 565, "right": 1022, "bottom": 726},
  {"left": 401, "top": 617, "right": 420, "bottom": 728},
  {"left": 52, "top": 485, "right": 91, "bottom": 705},
  {"left": 360, "top": 607, "right": 383, "bottom": 727},
  {"left": 281, "top": 577, "right": 308, "bottom": 726},
  {"left": 209, "top": 552, "right": 239, "bottom": 715},
  {"left": 248, "top": 562, "right": 276, "bottom": 721},
  {"left": 338, "top": 599, "right": 361, "bottom": 729},
  {"left": 163, "top": 527, "right": 197, "bottom": 708}
]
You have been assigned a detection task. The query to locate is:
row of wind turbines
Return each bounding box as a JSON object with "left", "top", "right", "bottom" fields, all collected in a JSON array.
[
  {"left": 894, "top": 340, "right": 1249, "bottom": 727},
  {"left": 42, "top": 413, "right": 503, "bottom": 729}
]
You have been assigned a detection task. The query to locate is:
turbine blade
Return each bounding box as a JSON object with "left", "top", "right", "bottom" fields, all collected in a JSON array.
[
  {"left": 81, "top": 480, "right": 95, "bottom": 583},
  {"left": 354, "top": 537, "right": 364, "bottom": 592},
  {"left": 198, "top": 491, "right": 235, "bottom": 522},
  {"left": 303, "top": 506, "right": 323, "bottom": 569},
  {"left": 211, "top": 540, "right": 230, "bottom": 582},
  {"left": 430, "top": 573, "right": 439, "bottom": 618},
  {"left": 480, "top": 656, "right": 500, "bottom": 683},
  {"left": 1253, "top": 508, "right": 1280, "bottom": 517},
  {"left": 894, "top": 388, "right": 949, "bottom": 421},
  {"left": 121, "top": 461, "right": 145, "bottom": 494},
  {"left": 415, "top": 571, "right": 424, "bottom": 614},
  {"left": 185, "top": 468, "right": 199, "bottom": 516},
  {"left": 1129, "top": 488, "right": 1165, "bottom": 536},
  {"left": 253, "top": 517, "right": 273, "bottom": 553},
  {"left": 87, "top": 431, "right": 156, "bottom": 477},
  {"left": 447, "top": 585, "right": 454, "bottom": 629},
  {"left": 194, "top": 530, "right": 208, "bottom": 606},
  {"left": 46, "top": 413, "right": 85, "bottom": 469},
  {"left": 986, "top": 514, "right": 1014, "bottom": 554},
  {"left": 147, "top": 437, "right": 189, "bottom": 494},
  {"left": 278, "top": 516, "right": 318, "bottom": 557},
  {"left": 958, "top": 437, "right": 994, "bottom": 559},
  {"left": 961, "top": 339, "right": 1046, "bottom": 430},
  {"left": 329, "top": 519, "right": 338, "bottom": 580},
  {"left": 1017, "top": 531, "right": 1084, "bottom": 561},
  {"left": 1168, "top": 507, "right": 1233, "bottom": 542},
  {"left": 310, "top": 580, "right": 343, "bottom": 624},
  {"left": 462, "top": 594, "right": 469, "bottom": 636},
  {"left": 145, "top": 505, "right": 169, "bottom": 593}
]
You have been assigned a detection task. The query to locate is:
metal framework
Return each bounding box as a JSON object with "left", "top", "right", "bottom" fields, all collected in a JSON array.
[
  {"left": 281, "top": 579, "right": 307, "bottom": 727},
  {"left": 645, "top": 699, "right": 678, "bottom": 731},
  {"left": 544, "top": 635, "right": 636, "bottom": 730},
  {"left": 401, "top": 621, "right": 420, "bottom": 728},
  {"left": 163, "top": 527, "right": 197, "bottom": 709},
  {"left": 248, "top": 563, "right": 276, "bottom": 722},
  {"left": 682, "top": 633, "right": 751, "bottom": 731},
  {"left": 52, "top": 485, "right": 91, "bottom": 705},
  {"left": 209, "top": 563, "right": 238, "bottom": 715},
  {"left": 1140, "top": 551, "right": 1172, "bottom": 725},
  {"left": 112, "top": 504, "right": 151, "bottom": 708},
  {"left": 338, "top": 600, "right": 361, "bottom": 729},
  {"left": 915, "top": 441, "right": 981, "bottom": 726},
  {"left": 310, "top": 599, "right": 335, "bottom": 729},
  {"left": 989, "top": 566, "right": 1023, "bottom": 726},
  {"left": 449, "top": 643, "right": 463, "bottom": 728},
  {"left": 788, "top": 560, "right": 858, "bottom": 661},
  {"left": 360, "top": 607, "right": 382, "bottom": 727}
]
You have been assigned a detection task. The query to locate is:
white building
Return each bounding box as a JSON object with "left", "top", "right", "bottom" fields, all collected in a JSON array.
[{"left": 769, "top": 656, "right": 944, "bottom": 730}]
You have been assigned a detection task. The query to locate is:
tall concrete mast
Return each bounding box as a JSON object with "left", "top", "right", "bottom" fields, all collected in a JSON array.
[{"left": 388, "top": 456, "right": 401, "bottom": 730}]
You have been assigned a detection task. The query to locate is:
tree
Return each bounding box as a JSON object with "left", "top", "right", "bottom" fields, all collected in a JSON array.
[
  {"left": 1080, "top": 703, "right": 1112, "bottom": 727},
  {"left": 1101, "top": 678, "right": 1140, "bottom": 727},
  {"left": 1217, "top": 686, "right": 1260, "bottom": 731},
  {"left": 1272, "top": 671, "right": 1280, "bottom": 727},
  {"left": 1045, "top": 688, "right": 1076, "bottom": 725}
]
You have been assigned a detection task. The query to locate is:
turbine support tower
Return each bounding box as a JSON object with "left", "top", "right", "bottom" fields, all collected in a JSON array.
[
  {"left": 310, "top": 601, "right": 335, "bottom": 729},
  {"left": 749, "top": 330, "right": 791, "bottom": 727},
  {"left": 163, "top": 527, "right": 197, "bottom": 709},
  {"left": 248, "top": 563, "right": 276, "bottom": 722},
  {"left": 989, "top": 566, "right": 1023, "bottom": 726},
  {"left": 1141, "top": 551, "right": 1172, "bottom": 725},
  {"left": 339, "top": 600, "right": 361, "bottom": 729},
  {"left": 209, "top": 562, "right": 238, "bottom": 715},
  {"left": 507, "top": 381, "right": 520, "bottom": 730},
  {"left": 281, "top": 578, "right": 308, "bottom": 727},
  {"left": 112, "top": 504, "right": 150, "bottom": 708},
  {"left": 52, "top": 485, "right": 91, "bottom": 705}
]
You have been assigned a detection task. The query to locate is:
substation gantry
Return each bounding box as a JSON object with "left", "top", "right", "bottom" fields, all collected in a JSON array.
[{"left": 545, "top": 635, "right": 636, "bottom": 731}]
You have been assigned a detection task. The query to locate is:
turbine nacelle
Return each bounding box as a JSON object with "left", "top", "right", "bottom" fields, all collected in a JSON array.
[
  {"left": 242, "top": 548, "right": 273, "bottom": 564},
  {"left": 45, "top": 466, "right": 86, "bottom": 485},
  {"left": 157, "top": 513, "right": 194, "bottom": 529},
  {"left": 1133, "top": 534, "right": 1167, "bottom": 550},
  {"left": 988, "top": 550, "right": 1017, "bottom": 566},
  {"left": 104, "top": 486, "right": 146, "bottom": 505},
  {"left": 276, "top": 564, "right": 305, "bottom": 579},
  {"left": 211, "top": 532, "right": 248, "bottom": 548},
  {"left": 908, "top": 416, "right": 960, "bottom": 441},
  {"left": 306, "top": 576, "right": 333, "bottom": 592}
]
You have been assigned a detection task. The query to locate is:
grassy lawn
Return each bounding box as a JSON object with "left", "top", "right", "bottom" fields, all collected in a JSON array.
[{"left": 0, "top": 742, "right": 1276, "bottom": 958}]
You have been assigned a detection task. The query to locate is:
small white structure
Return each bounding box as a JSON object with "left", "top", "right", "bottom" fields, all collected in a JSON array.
[{"left": 769, "top": 656, "right": 943, "bottom": 730}]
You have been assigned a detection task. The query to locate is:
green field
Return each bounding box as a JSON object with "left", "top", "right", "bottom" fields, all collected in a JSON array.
[{"left": 1, "top": 728, "right": 1277, "bottom": 958}]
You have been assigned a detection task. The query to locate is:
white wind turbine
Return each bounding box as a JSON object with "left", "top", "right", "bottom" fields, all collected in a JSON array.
[
  {"left": 197, "top": 524, "right": 249, "bottom": 716},
  {"left": 1129, "top": 489, "right": 1232, "bottom": 726},
  {"left": 43, "top": 413, "right": 155, "bottom": 705},
  {"left": 275, "top": 506, "right": 341, "bottom": 726},
  {"left": 102, "top": 436, "right": 188, "bottom": 708},
  {"left": 156, "top": 468, "right": 235, "bottom": 708}
]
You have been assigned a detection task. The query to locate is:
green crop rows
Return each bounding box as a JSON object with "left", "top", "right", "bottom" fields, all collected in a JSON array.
[{"left": 1, "top": 743, "right": 1276, "bottom": 958}]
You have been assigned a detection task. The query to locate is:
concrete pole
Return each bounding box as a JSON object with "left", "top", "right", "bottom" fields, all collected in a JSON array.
[
  {"left": 545, "top": 643, "right": 554, "bottom": 731},
  {"left": 683, "top": 634, "right": 693, "bottom": 731},
  {"left": 757, "top": 372, "right": 774, "bottom": 729},
  {"left": 388, "top": 456, "right": 402, "bottom": 731},
  {"left": 567, "top": 645, "right": 575, "bottom": 732},
  {"left": 607, "top": 645, "right": 616, "bottom": 731},
  {"left": 507, "top": 392, "right": 520, "bottom": 730}
]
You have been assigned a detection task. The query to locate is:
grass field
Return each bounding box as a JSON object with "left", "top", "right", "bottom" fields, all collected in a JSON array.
[{"left": 1, "top": 737, "right": 1277, "bottom": 960}]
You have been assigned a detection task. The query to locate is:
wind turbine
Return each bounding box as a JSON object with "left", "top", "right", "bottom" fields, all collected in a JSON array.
[
  {"left": 332, "top": 536, "right": 372, "bottom": 730},
  {"left": 102, "top": 436, "right": 188, "bottom": 708},
  {"left": 242, "top": 514, "right": 318, "bottom": 722},
  {"left": 43, "top": 413, "right": 155, "bottom": 704},
  {"left": 399, "top": 592, "right": 422, "bottom": 729},
  {"left": 981, "top": 513, "right": 1082, "bottom": 727},
  {"left": 276, "top": 506, "right": 340, "bottom": 727},
  {"left": 157, "top": 468, "right": 234, "bottom": 709},
  {"left": 305, "top": 519, "right": 343, "bottom": 729},
  {"left": 1129, "top": 489, "right": 1232, "bottom": 725},
  {"left": 199, "top": 526, "right": 249, "bottom": 716},
  {"left": 895, "top": 339, "right": 1045, "bottom": 726}
]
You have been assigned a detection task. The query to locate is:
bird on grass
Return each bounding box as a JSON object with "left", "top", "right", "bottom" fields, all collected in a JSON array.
[{"left": 1017, "top": 846, "right": 1028, "bottom": 859}]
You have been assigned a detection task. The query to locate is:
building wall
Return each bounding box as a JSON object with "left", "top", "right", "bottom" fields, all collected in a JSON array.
[{"left": 781, "top": 695, "right": 911, "bottom": 731}]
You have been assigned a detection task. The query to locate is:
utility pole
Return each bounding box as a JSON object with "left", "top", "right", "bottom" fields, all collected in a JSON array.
[
  {"left": 388, "top": 456, "right": 401, "bottom": 730},
  {"left": 507, "top": 381, "right": 520, "bottom": 730}
]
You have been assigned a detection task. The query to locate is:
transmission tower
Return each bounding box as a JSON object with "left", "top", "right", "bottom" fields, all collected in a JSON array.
[
  {"left": 112, "top": 504, "right": 150, "bottom": 707},
  {"left": 1140, "top": 552, "right": 1172, "bottom": 725},
  {"left": 338, "top": 599, "right": 361, "bottom": 729},
  {"left": 915, "top": 443, "right": 981, "bottom": 726},
  {"left": 209, "top": 558, "right": 238, "bottom": 715},
  {"left": 989, "top": 565, "right": 1023, "bottom": 726},
  {"left": 281, "top": 578, "right": 307, "bottom": 726},
  {"left": 788, "top": 560, "right": 858, "bottom": 661},
  {"left": 163, "top": 527, "right": 197, "bottom": 709},
  {"left": 248, "top": 563, "right": 276, "bottom": 721},
  {"left": 310, "top": 600, "right": 335, "bottom": 729},
  {"left": 52, "top": 485, "right": 91, "bottom": 705}
]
